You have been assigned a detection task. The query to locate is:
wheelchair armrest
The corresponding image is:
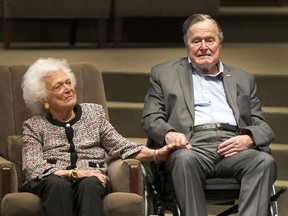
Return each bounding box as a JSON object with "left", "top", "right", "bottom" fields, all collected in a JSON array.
[
  {"left": 106, "top": 158, "right": 143, "bottom": 196},
  {"left": 0, "top": 157, "right": 18, "bottom": 198},
  {"left": 254, "top": 145, "right": 271, "bottom": 154}
]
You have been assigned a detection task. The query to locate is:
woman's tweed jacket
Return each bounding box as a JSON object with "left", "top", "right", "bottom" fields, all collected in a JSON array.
[{"left": 22, "top": 103, "right": 143, "bottom": 182}]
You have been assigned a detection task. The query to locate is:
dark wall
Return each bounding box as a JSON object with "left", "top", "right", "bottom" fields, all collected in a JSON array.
[{"left": 1, "top": 3, "right": 288, "bottom": 47}]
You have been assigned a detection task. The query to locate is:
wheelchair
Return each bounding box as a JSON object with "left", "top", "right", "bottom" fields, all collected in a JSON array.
[{"left": 142, "top": 140, "right": 286, "bottom": 216}]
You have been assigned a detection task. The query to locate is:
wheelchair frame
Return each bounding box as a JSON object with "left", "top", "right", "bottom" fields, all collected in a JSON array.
[{"left": 142, "top": 161, "right": 285, "bottom": 216}]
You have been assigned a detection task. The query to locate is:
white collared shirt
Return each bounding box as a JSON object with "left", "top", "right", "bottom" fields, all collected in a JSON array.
[{"left": 189, "top": 59, "right": 237, "bottom": 126}]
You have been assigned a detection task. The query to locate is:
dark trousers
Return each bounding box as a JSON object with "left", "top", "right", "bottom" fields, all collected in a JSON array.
[
  {"left": 22, "top": 174, "right": 111, "bottom": 216},
  {"left": 165, "top": 130, "right": 277, "bottom": 216}
]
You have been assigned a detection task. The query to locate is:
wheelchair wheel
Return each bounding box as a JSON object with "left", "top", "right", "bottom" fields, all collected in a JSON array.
[
  {"left": 269, "top": 201, "right": 278, "bottom": 216},
  {"left": 172, "top": 204, "right": 181, "bottom": 216},
  {"left": 145, "top": 190, "right": 157, "bottom": 216}
]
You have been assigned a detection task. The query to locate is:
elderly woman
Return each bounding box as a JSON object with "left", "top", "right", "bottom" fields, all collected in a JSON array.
[{"left": 21, "top": 58, "right": 175, "bottom": 216}]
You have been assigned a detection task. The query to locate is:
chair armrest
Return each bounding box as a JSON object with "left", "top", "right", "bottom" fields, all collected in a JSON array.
[
  {"left": 7, "top": 135, "right": 25, "bottom": 191},
  {"left": 106, "top": 158, "right": 143, "bottom": 196},
  {"left": 0, "top": 157, "right": 18, "bottom": 198}
]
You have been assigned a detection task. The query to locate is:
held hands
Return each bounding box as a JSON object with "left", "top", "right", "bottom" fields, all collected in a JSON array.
[
  {"left": 155, "top": 143, "right": 174, "bottom": 162},
  {"left": 217, "top": 134, "right": 254, "bottom": 157},
  {"left": 165, "top": 131, "right": 192, "bottom": 150},
  {"left": 154, "top": 132, "right": 192, "bottom": 163}
]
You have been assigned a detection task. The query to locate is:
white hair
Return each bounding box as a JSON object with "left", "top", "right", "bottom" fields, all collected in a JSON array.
[
  {"left": 183, "top": 14, "right": 224, "bottom": 46},
  {"left": 22, "top": 58, "right": 77, "bottom": 115}
]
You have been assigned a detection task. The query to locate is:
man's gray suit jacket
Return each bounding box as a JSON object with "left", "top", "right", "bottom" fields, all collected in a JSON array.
[{"left": 141, "top": 57, "right": 274, "bottom": 147}]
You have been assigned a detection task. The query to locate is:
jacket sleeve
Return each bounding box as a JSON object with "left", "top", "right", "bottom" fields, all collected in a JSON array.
[
  {"left": 22, "top": 118, "right": 58, "bottom": 181},
  {"left": 141, "top": 65, "right": 176, "bottom": 146},
  {"left": 95, "top": 105, "right": 143, "bottom": 158},
  {"left": 237, "top": 73, "right": 274, "bottom": 146}
]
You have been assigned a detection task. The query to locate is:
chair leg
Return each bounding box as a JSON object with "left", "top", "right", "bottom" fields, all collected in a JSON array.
[
  {"left": 97, "top": 18, "right": 106, "bottom": 48},
  {"left": 69, "top": 20, "right": 78, "bottom": 46},
  {"left": 2, "top": 18, "right": 10, "bottom": 49},
  {"left": 113, "top": 17, "right": 122, "bottom": 48}
]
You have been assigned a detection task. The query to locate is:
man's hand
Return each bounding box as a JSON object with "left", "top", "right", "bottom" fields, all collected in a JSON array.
[
  {"left": 165, "top": 131, "right": 192, "bottom": 149},
  {"left": 217, "top": 134, "right": 254, "bottom": 157}
]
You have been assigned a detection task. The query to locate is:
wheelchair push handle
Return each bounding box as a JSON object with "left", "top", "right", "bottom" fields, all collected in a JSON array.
[{"left": 270, "top": 186, "right": 287, "bottom": 202}]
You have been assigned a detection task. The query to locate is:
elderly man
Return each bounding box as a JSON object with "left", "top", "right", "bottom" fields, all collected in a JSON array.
[{"left": 141, "top": 14, "right": 276, "bottom": 216}]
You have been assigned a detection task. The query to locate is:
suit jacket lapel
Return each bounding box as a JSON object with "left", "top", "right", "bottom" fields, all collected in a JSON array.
[
  {"left": 223, "top": 66, "right": 240, "bottom": 123},
  {"left": 177, "top": 59, "right": 195, "bottom": 121}
]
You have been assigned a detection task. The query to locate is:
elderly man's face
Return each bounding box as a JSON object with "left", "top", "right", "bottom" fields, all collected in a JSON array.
[
  {"left": 186, "top": 19, "right": 222, "bottom": 74},
  {"left": 44, "top": 70, "right": 77, "bottom": 113}
]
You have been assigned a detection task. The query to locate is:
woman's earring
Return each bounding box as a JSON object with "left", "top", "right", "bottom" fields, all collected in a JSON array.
[{"left": 44, "top": 103, "right": 50, "bottom": 110}]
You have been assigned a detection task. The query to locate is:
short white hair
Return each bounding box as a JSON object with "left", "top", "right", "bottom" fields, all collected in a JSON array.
[
  {"left": 22, "top": 58, "right": 77, "bottom": 115},
  {"left": 183, "top": 14, "right": 224, "bottom": 46}
]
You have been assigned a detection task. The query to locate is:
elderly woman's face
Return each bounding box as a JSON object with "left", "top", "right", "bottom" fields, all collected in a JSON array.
[{"left": 43, "top": 70, "right": 77, "bottom": 112}]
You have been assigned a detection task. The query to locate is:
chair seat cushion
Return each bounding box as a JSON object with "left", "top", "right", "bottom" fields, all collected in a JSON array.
[
  {"left": 205, "top": 178, "right": 240, "bottom": 190},
  {"left": 1, "top": 192, "right": 45, "bottom": 216},
  {"left": 103, "top": 192, "right": 144, "bottom": 216},
  {"left": 1, "top": 192, "right": 144, "bottom": 216},
  {"left": 204, "top": 178, "right": 240, "bottom": 201}
]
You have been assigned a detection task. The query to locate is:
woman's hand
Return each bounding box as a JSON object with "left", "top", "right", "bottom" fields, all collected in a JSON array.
[
  {"left": 155, "top": 144, "right": 173, "bottom": 162},
  {"left": 156, "top": 139, "right": 191, "bottom": 162},
  {"left": 54, "top": 169, "right": 107, "bottom": 187},
  {"left": 77, "top": 169, "right": 107, "bottom": 187},
  {"left": 133, "top": 134, "right": 192, "bottom": 163}
]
